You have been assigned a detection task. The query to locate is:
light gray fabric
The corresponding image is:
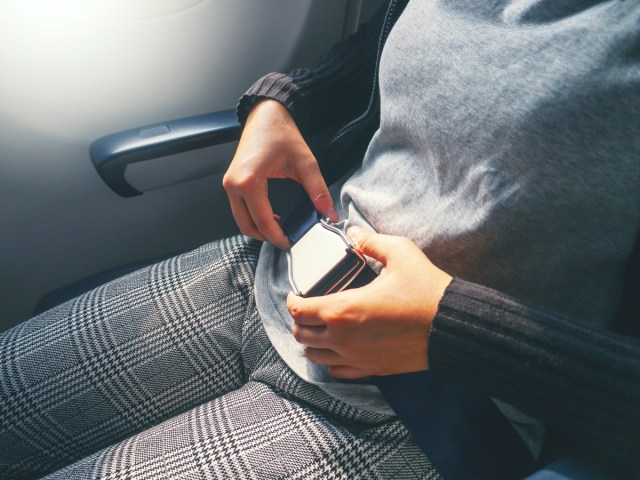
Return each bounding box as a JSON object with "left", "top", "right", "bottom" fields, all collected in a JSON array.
[{"left": 255, "top": 0, "right": 640, "bottom": 457}]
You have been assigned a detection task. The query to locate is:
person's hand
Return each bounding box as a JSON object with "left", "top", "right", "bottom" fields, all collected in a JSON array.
[
  {"left": 223, "top": 100, "right": 338, "bottom": 249},
  {"left": 287, "top": 227, "right": 453, "bottom": 379}
]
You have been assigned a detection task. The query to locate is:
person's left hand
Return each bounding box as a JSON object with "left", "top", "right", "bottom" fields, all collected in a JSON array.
[{"left": 287, "top": 227, "right": 453, "bottom": 379}]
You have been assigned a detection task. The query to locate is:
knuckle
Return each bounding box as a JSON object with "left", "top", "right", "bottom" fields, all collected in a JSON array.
[
  {"left": 222, "top": 176, "right": 243, "bottom": 192},
  {"left": 223, "top": 169, "right": 256, "bottom": 193},
  {"left": 288, "top": 303, "right": 301, "bottom": 319},
  {"left": 305, "top": 349, "right": 318, "bottom": 363},
  {"left": 292, "top": 325, "right": 301, "bottom": 341},
  {"left": 221, "top": 173, "right": 233, "bottom": 190},
  {"left": 310, "top": 189, "right": 331, "bottom": 204},
  {"left": 323, "top": 305, "right": 344, "bottom": 325},
  {"left": 235, "top": 176, "right": 256, "bottom": 194},
  {"left": 329, "top": 298, "right": 357, "bottom": 323}
]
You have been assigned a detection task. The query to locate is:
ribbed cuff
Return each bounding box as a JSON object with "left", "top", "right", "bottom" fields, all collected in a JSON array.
[{"left": 236, "top": 71, "right": 309, "bottom": 127}]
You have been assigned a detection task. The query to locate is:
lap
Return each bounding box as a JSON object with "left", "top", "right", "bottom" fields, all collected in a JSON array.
[
  {"left": 43, "top": 381, "right": 437, "bottom": 480},
  {"left": 0, "top": 236, "right": 261, "bottom": 478}
]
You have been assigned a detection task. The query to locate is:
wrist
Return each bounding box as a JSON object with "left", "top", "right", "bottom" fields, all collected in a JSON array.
[
  {"left": 246, "top": 99, "right": 290, "bottom": 125},
  {"left": 243, "top": 99, "right": 302, "bottom": 143}
]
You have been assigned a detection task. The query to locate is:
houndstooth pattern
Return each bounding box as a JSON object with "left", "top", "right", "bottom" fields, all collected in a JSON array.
[{"left": 0, "top": 235, "right": 439, "bottom": 479}]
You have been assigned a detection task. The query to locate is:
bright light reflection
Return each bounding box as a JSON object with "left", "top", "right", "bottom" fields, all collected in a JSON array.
[
  {"left": 0, "top": 0, "right": 209, "bottom": 139},
  {"left": 5, "top": 0, "right": 206, "bottom": 20}
]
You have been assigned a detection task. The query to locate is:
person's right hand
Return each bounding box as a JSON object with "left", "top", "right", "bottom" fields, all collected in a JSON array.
[{"left": 223, "top": 100, "right": 338, "bottom": 249}]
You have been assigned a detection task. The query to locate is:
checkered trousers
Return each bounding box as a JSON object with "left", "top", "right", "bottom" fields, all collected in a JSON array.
[{"left": 0, "top": 235, "right": 439, "bottom": 479}]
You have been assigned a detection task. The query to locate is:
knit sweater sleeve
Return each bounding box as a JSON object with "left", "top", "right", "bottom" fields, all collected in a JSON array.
[
  {"left": 429, "top": 278, "right": 640, "bottom": 474},
  {"left": 236, "top": 3, "right": 387, "bottom": 137}
]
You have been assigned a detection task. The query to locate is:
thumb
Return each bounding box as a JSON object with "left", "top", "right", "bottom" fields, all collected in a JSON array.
[{"left": 347, "top": 226, "right": 392, "bottom": 265}]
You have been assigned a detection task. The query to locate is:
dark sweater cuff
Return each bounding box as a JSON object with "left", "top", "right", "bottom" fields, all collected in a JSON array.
[
  {"left": 236, "top": 71, "right": 307, "bottom": 127},
  {"left": 429, "top": 277, "right": 586, "bottom": 406}
]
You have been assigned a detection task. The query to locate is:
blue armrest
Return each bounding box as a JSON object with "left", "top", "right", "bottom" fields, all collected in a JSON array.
[{"left": 90, "top": 109, "right": 241, "bottom": 197}]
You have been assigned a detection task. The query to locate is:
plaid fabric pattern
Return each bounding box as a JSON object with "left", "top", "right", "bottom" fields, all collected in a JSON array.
[{"left": 1, "top": 236, "right": 438, "bottom": 479}]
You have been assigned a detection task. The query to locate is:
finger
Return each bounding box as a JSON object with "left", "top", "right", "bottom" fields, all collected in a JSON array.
[
  {"left": 227, "top": 192, "right": 266, "bottom": 241},
  {"left": 328, "top": 365, "right": 368, "bottom": 380},
  {"left": 292, "top": 324, "right": 327, "bottom": 348},
  {"left": 293, "top": 159, "right": 338, "bottom": 222},
  {"left": 346, "top": 227, "right": 396, "bottom": 266},
  {"left": 305, "top": 348, "right": 344, "bottom": 366},
  {"left": 244, "top": 192, "right": 290, "bottom": 249},
  {"left": 287, "top": 293, "right": 327, "bottom": 327}
]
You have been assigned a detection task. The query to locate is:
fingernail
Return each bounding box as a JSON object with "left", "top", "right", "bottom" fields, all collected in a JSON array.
[{"left": 327, "top": 207, "right": 338, "bottom": 221}]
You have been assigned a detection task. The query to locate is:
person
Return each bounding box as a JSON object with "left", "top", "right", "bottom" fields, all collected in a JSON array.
[
  {"left": 226, "top": 0, "right": 640, "bottom": 475},
  {"left": 1, "top": 0, "right": 638, "bottom": 478}
]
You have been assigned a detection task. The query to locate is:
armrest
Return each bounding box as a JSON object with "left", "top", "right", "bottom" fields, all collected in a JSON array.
[{"left": 90, "top": 109, "right": 241, "bottom": 197}]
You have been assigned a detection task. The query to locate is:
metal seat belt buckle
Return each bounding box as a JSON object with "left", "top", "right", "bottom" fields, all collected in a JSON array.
[{"left": 286, "top": 218, "right": 367, "bottom": 297}]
